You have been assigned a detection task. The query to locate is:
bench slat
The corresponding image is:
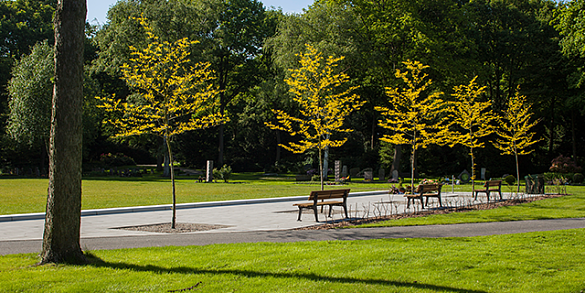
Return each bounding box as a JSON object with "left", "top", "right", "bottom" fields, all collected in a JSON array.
[{"left": 295, "top": 189, "right": 350, "bottom": 222}]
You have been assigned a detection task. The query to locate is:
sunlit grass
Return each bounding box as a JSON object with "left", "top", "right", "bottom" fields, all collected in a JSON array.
[
  {"left": 355, "top": 186, "right": 585, "bottom": 228},
  {"left": 0, "top": 173, "right": 390, "bottom": 215},
  {"left": 2, "top": 229, "right": 584, "bottom": 292}
]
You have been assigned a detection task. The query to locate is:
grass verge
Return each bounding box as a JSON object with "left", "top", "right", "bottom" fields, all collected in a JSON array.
[
  {"left": 1, "top": 229, "right": 584, "bottom": 292},
  {"left": 350, "top": 186, "right": 585, "bottom": 228}
]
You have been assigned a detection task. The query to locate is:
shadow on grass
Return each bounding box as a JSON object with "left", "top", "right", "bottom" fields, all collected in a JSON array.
[{"left": 85, "top": 253, "right": 486, "bottom": 293}]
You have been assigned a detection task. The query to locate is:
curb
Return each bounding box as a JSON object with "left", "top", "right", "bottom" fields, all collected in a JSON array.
[{"left": 0, "top": 190, "right": 389, "bottom": 222}]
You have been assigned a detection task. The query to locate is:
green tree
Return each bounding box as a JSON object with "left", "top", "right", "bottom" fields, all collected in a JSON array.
[
  {"left": 6, "top": 41, "right": 53, "bottom": 152},
  {"left": 41, "top": 0, "right": 86, "bottom": 265},
  {"left": 97, "top": 17, "right": 226, "bottom": 229},
  {"left": 266, "top": 44, "right": 365, "bottom": 190},
  {"left": 375, "top": 60, "right": 448, "bottom": 190},
  {"left": 0, "top": 0, "right": 56, "bottom": 125},
  {"left": 447, "top": 77, "right": 497, "bottom": 193},
  {"left": 93, "top": 0, "right": 273, "bottom": 168},
  {"left": 556, "top": 0, "right": 585, "bottom": 92},
  {"left": 493, "top": 89, "right": 541, "bottom": 195}
]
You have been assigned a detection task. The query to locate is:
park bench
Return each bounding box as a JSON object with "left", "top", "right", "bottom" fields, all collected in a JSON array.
[
  {"left": 474, "top": 180, "right": 502, "bottom": 201},
  {"left": 294, "top": 189, "right": 350, "bottom": 222},
  {"left": 405, "top": 184, "right": 443, "bottom": 209}
]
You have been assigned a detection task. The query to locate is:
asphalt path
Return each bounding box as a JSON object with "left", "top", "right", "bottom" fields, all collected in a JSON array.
[{"left": 3, "top": 218, "right": 584, "bottom": 255}]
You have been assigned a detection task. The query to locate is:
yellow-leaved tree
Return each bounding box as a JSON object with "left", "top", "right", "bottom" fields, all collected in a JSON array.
[
  {"left": 265, "top": 44, "right": 365, "bottom": 190},
  {"left": 447, "top": 76, "right": 497, "bottom": 193},
  {"left": 97, "top": 17, "right": 226, "bottom": 229},
  {"left": 375, "top": 60, "right": 448, "bottom": 191},
  {"left": 493, "top": 89, "right": 541, "bottom": 195}
]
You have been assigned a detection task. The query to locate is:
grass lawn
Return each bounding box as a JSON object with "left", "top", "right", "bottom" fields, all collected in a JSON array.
[
  {"left": 354, "top": 186, "right": 585, "bottom": 228},
  {"left": 0, "top": 173, "right": 392, "bottom": 215},
  {"left": 1, "top": 229, "right": 584, "bottom": 292}
]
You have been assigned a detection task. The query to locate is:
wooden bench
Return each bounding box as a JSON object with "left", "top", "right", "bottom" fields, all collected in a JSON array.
[
  {"left": 405, "top": 184, "right": 443, "bottom": 208},
  {"left": 474, "top": 180, "right": 502, "bottom": 201},
  {"left": 294, "top": 189, "right": 350, "bottom": 222}
]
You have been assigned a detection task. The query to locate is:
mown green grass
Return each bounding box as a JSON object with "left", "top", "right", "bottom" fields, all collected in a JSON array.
[
  {"left": 2, "top": 229, "right": 584, "bottom": 292},
  {"left": 0, "top": 174, "right": 391, "bottom": 215},
  {"left": 356, "top": 186, "right": 585, "bottom": 228}
]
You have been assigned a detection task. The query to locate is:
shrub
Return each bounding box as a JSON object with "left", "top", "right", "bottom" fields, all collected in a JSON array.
[
  {"left": 212, "top": 164, "right": 232, "bottom": 183},
  {"left": 574, "top": 173, "right": 584, "bottom": 184},
  {"left": 550, "top": 155, "right": 582, "bottom": 173},
  {"left": 504, "top": 174, "right": 516, "bottom": 185}
]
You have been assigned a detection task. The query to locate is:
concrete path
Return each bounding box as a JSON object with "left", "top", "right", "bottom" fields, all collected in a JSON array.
[{"left": 2, "top": 190, "right": 584, "bottom": 255}]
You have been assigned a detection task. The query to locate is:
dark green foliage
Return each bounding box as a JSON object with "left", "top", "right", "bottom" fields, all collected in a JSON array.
[
  {"left": 505, "top": 174, "right": 516, "bottom": 185},
  {"left": 573, "top": 173, "right": 584, "bottom": 184}
]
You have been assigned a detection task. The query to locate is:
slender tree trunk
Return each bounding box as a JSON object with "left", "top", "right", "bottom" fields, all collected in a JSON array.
[
  {"left": 319, "top": 146, "right": 324, "bottom": 191},
  {"left": 165, "top": 136, "right": 176, "bottom": 229},
  {"left": 275, "top": 130, "right": 281, "bottom": 163},
  {"left": 572, "top": 110, "right": 577, "bottom": 161},
  {"left": 391, "top": 144, "right": 402, "bottom": 176},
  {"left": 515, "top": 151, "right": 520, "bottom": 196},
  {"left": 471, "top": 148, "right": 475, "bottom": 194},
  {"left": 370, "top": 114, "right": 376, "bottom": 150},
  {"left": 218, "top": 123, "right": 224, "bottom": 167},
  {"left": 411, "top": 131, "right": 416, "bottom": 193},
  {"left": 40, "top": 0, "right": 86, "bottom": 264},
  {"left": 548, "top": 97, "right": 555, "bottom": 156}
]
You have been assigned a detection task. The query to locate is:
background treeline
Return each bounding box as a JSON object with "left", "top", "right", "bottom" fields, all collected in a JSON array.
[{"left": 1, "top": 0, "right": 584, "bottom": 179}]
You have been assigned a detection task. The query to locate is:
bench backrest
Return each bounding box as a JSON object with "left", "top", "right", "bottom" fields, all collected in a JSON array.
[
  {"left": 484, "top": 180, "right": 502, "bottom": 189},
  {"left": 416, "top": 184, "right": 442, "bottom": 193},
  {"left": 308, "top": 189, "right": 350, "bottom": 201}
]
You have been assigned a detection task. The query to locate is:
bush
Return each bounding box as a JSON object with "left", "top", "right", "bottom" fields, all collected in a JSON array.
[
  {"left": 550, "top": 155, "right": 582, "bottom": 173},
  {"left": 504, "top": 175, "right": 516, "bottom": 185},
  {"left": 574, "top": 173, "right": 584, "bottom": 184},
  {"left": 212, "top": 164, "right": 232, "bottom": 183}
]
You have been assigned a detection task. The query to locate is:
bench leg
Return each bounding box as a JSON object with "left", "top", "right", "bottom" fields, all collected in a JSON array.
[
  {"left": 407, "top": 198, "right": 411, "bottom": 209},
  {"left": 297, "top": 207, "right": 303, "bottom": 221},
  {"left": 313, "top": 206, "right": 319, "bottom": 222},
  {"left": 343, "top": 204, "right": 348, "bottom": 219},
  {"left": 328, "top": 205, "right": 333, "bottom": 217},
  {"left": 438, "top": 196, "right": 442, "bottom": 207},
  {"left": 486, "top": 191, "right": 490, "bottom": 202}
]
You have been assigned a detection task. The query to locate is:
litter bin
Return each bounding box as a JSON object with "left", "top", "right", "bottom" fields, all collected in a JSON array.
[{"left": 525, "top": 174, "right": 544, "bottom": 194}]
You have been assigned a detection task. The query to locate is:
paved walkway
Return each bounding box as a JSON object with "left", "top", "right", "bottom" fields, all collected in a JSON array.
[{"left": 2, "top": 190, "right": 584, "bottom": 255}]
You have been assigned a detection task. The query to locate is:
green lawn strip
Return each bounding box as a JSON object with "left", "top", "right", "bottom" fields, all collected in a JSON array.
[
  {"left": 355, "top": 186, "right": 585, "bottom": 228},
  {"left": 0, "top": 176, "right": 388, "bottom": 215},
  {"left": 2, "top": 229, "right": 584, "bottom": 292}
]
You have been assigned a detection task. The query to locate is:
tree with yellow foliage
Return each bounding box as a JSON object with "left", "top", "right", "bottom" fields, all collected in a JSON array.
[
  {"left": 447, "top": 76, "right": 497, "bottom": 193},
  {"left": 493, "top": 89, "right": 541, "bottom": 195},
  {"left": 375, "top": 60, "right": 448, "bottom": 191},
  {"left": 97, "top": 17, "right": 226, "bottom": 228},
  {"left": 265, "top": 44, "right": 365, "bottom": 190}
]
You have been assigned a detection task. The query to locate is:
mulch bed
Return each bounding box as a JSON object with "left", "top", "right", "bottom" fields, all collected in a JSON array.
[
  {"left": 117, "top": 223, "right": 231, "bottom": 233},
  {"left": 296, "top": 194, "right": 565, "bottom": 230}
]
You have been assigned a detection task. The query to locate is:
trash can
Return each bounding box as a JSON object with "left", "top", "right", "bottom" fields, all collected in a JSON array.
[{"left": 525, "top": 174, "right": 544, "bottom": 194}]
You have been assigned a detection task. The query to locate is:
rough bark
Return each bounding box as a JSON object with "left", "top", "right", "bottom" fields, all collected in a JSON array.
[{"left": 40, "top": 0, "right": 86, "bottom": 264}]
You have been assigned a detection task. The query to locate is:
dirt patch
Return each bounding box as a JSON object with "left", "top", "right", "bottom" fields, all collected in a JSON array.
[
  {"left": 296, "top": 194, "right": 565, "bottom": 230},
  {"left": 116, "top": 223, "right": 231, "bottom": 233}
]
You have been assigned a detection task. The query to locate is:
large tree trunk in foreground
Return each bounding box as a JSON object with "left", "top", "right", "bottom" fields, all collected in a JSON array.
[{"left": 40, "top": 0, "right": 86, "bottom": 264}]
